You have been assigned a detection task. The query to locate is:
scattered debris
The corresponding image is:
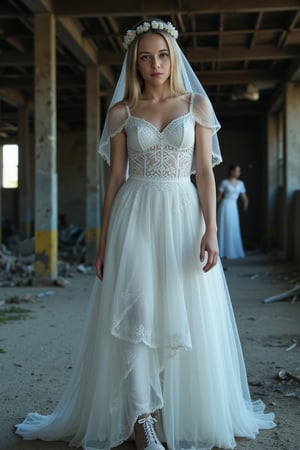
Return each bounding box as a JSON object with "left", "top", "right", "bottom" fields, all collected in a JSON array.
[
  {"left": 286, "top": 340, "right": 298, "bottom": 352},
  {"left": 0, "top": 216, "right": 89, "bottom": 287},
  {"left": 37, "top": 290, "right": 55, "bottom": 298},
  {"left": 277, "top": 369, "right": 300, "bottom": 383},
  {"left": 77, "top": 264, "right": 92, "bottom": 274},
  {"left": 5, "top": 294, "right": 37, "bottom": 304},
  {"left": 262, "top": 283, "right": 300, "bottom": 303},
  {"left": 53, "top": 277, "right": 70, "bottom": 287},
  {"left": 59, "top": 214, "right": 86, "bottom": 263},
  {"left": 283, "top": 392, "right": 299, "bottom": 398}
]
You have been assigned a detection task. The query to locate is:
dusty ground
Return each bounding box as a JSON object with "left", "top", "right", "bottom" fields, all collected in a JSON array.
[{"left": 0, "top": 253, "right": 299, "bottom": 450}]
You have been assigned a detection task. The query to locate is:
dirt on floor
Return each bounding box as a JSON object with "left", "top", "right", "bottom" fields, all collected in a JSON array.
[{"left": 0, "top": 253, "right": 299, "bottom": 450}]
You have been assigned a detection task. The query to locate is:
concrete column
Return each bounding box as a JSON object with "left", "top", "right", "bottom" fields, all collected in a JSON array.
[
  {"left": 18, "top": 105, "right": 32, "bottom": 239},
  {"left": 85, "top": 66, "right": 100, "bottom": 264},
  {"left": 34, "top": 13, "right": 58, "bottom": 280},
  {"left": 284, "top": 82, "right": 300, "bottom": 259}
]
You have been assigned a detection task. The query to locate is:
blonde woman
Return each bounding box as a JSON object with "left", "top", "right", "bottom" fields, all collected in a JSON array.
[{"left": 16, "top": 19, "right": 275, "bottom": 450}]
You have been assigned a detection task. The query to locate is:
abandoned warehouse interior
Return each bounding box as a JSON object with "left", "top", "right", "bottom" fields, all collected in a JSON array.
[{"left": 0, "top": 0, "right": 300, "bottom": 281}]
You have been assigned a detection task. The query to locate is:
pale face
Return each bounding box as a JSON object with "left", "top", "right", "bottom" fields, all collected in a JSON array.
[
  {"left": 232, "top": 166, "right": 241, "bottom": 178},
  {"left": 136, "top": 33, "right": 171, "bottom": 87}
]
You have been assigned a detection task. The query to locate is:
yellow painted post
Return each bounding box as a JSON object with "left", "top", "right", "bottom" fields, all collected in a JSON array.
[
  {"left": 34, "top": 13, "right": 58, "bottom": 281},
  {"left": 35, "top": 230, "right": 58, "bottom": 277}
]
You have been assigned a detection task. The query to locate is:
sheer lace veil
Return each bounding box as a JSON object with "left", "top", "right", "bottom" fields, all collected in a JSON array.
[{"left": 99, "top": 41, "right": 222, "bottom": 168}]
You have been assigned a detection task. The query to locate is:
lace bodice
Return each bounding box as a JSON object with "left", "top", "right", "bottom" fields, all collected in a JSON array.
[
  {"left": 126, "top": 113, "right": 195, "bottom": 178},
  {"left": 108, "top": 93, "right": 221, "bottom": 178}
]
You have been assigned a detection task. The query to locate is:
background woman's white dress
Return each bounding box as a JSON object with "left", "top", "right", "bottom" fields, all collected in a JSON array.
[
  {"left": 217, "top": 179, "right": 246, "bottom": 259},
  {"left": 16, "top": 93, "right": 275, "bottom": 450}
]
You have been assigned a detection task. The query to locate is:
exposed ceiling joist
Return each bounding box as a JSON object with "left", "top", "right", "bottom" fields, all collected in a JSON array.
[
  {"left": 51, "top": 0, "right": 300, "bottom": 17},
  {"left": 1, "top": 0, "right": 299, "bottom": 138}
]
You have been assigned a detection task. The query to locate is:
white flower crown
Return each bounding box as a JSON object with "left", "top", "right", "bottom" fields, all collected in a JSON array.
[{"left": 122, "top": 20, "right": 179, "bottom": 50}]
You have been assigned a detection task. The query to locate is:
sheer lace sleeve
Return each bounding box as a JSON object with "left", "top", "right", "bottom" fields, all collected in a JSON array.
[
  {"left": 192, "top": 93, "right": 219, "bottom": 132},
  {"left": 192, "top": 93, "right": 222, "bottom": 168},
  {"left": 98, "top": 102, "right": 129, "bottom": 165},
  {"left": 108, "top": 102, "right": 129, "bottom": 138}
]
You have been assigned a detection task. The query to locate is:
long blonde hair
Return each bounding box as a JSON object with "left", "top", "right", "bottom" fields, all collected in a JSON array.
[{"left": 123, "top": 29, "right": 187, "bottom": 108}]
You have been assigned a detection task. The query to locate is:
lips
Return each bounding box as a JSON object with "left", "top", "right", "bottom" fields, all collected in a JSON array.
[{"left": 151, "top": 72, "right": 163, "bottom": 76}]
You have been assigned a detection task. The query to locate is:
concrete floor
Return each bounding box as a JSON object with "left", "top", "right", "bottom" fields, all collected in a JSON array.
[{"left": 0, "top": 252, "right": 299, "bottom": 450}]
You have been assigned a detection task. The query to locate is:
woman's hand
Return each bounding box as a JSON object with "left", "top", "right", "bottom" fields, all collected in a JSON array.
[
  {"left": 200, "top": 229, "right": 219, "bottom": 272},
  {"left": 95, "top": 246, "right": 105, "bottom": 280}
]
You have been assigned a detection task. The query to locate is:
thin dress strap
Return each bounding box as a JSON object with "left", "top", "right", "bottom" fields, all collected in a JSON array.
[
  {"left": 189, "top": 92, "right": 194, "bottom": 113},
  {"left": 124, "top": 102, "right": 131, "bottom": 117}
]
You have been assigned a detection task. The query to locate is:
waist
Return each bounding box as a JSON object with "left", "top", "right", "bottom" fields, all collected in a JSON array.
[{"left": 128, "top": 174, "right": 191, "bottom": 184}]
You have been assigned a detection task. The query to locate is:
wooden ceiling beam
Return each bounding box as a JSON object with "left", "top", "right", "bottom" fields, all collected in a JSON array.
[
  {"left": 0, "top": 88, "right": 26, "bottom": 106},
  {"left": 21, "top": 0, "right": 99, "bottom": 65},
  {"left": 51, "top": 0, "right": 300, "bottom": 17},
  {"left": 102, "top": 45, "right": 300, "bottom": 65},
  {"left": 186, "top": 45, "right": 299, "bottom": 62},
  {"left": 198, "top": 69, "right": 285, "bottom": 85},
  {"left": 0, "top": 69, "right": 285, "bottom": 89},
  {"left": 1, "top": 44, "right": 298, "bottom": 68}
]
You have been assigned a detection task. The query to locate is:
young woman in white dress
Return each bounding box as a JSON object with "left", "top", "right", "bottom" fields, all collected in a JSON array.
[
  {"left": 16, "top": 19, "right": 275, "bottom": 450},
  {"left": 217, "top": 164, "right": 249, "bottom": 259}
]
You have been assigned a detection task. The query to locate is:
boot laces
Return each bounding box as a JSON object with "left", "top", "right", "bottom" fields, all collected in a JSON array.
[{"left": 137, "top": 416, "right": 160, "bottom": 446}]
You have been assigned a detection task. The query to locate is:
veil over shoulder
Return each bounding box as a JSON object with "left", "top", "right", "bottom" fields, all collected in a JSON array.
[{"left": 99, "top": 43, "right": 222, "bottom": 173}]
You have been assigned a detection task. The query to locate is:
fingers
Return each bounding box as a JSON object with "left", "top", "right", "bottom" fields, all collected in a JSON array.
[
  {"left": 202, "top": 250, "right": 219, "bottom": 272},
  {"left": 200, "top": 235, "right": 219, "bottom": 272},
  {"left": 95, "top": 258, "right": 104, "bottom": 280}
]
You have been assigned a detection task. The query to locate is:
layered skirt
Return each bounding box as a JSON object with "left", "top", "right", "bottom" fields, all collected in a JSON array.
[{"left": 16, "top": 176, "right": 275, "bottom": 450}]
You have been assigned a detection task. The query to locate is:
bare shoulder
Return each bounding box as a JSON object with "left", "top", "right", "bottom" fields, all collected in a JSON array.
[
  {"left": 109, "top": 101, "right": 127, "bottom": 116},
  {"left": 193, "top": 92, "right": 210, "bottom": 108},
  {"left": 178, "top": 92, "right": 191, "bottom": 107}
]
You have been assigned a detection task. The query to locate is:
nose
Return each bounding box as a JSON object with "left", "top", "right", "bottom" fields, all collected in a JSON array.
[{"left": 152, "top": 56, "right": 160, "bottom": 68}]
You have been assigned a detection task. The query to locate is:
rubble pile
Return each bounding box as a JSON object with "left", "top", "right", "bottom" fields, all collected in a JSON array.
[
  {"left": 0, "top": 217, "right": 92, "bottom": 286},
  {"left": 0, "top": 245, "right": 34, "bottom": 287}
]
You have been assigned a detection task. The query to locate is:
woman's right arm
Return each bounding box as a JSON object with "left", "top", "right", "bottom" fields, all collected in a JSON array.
[
  {"left": 95, "top": 129, "right": 127, "bottom": 280},
  {"left": 216, "top": 180, "right": 224, "bottom": 204},
  {"left": 216, "top": 189, "right": 224, "bottom": 204}
]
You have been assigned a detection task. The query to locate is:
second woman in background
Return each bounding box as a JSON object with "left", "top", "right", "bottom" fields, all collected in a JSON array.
[{"left": 217, "top": 163, "right": 249, "bottom": 259}]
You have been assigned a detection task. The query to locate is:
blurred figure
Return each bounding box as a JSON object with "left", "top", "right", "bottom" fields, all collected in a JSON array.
[{"left": 217, "top": 164, "right": 248, "bottom": 258}]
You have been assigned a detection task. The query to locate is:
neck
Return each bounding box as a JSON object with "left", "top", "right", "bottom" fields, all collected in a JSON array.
[{"left": 141, "top": 85, "right": 172, "bottom": 102}]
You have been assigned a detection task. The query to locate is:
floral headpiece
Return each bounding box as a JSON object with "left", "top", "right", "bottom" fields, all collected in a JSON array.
[{"left": 122, "top": 20, "right": 179, "bottom": 50}]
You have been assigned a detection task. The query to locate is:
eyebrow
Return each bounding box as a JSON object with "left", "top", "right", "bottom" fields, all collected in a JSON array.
[{"left": 138, "top": 48, "right": 169, "bottom": 55}]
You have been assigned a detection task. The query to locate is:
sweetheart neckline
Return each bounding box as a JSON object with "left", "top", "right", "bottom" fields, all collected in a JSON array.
[{"left": 129, "top": 111, "right": 192, "bottom": 134}]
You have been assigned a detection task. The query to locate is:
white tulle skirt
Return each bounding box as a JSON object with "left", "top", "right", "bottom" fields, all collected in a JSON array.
[{"left": 15, "top": 176, "right": 275, "bottom": 450}]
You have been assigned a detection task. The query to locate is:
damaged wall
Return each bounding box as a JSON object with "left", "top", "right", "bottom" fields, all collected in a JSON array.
[
  {"left": 2, "top": 131, "right": 86, "bottom": 241},
  {"left": 57, "top": 132, "right": 86, "bottom": 228}
]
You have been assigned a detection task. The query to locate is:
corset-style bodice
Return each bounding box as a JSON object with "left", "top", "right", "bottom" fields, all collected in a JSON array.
[{"left": 126, "top": 113, "right": 195, "bottom": 179}]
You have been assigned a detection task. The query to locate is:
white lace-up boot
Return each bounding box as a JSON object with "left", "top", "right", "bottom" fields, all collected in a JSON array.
[{"left": 136, "top": 416, "right": 164, "bottom": 450}]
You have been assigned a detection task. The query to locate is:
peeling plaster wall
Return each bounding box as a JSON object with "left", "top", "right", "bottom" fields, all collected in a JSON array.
[
  {"left": 57, "top": 132, "right": 86, "bottom": 228},
  {"left": 2, "top": 132, "right": 87, "bottom": 235}
]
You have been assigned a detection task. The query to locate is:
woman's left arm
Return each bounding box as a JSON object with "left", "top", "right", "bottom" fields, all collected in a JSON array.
[
  {"left": 194, "top": 124, "right": 219, "bottom": 272},
  {"left": 240, "top": 192, "right": 249, "bottom": 211}
]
